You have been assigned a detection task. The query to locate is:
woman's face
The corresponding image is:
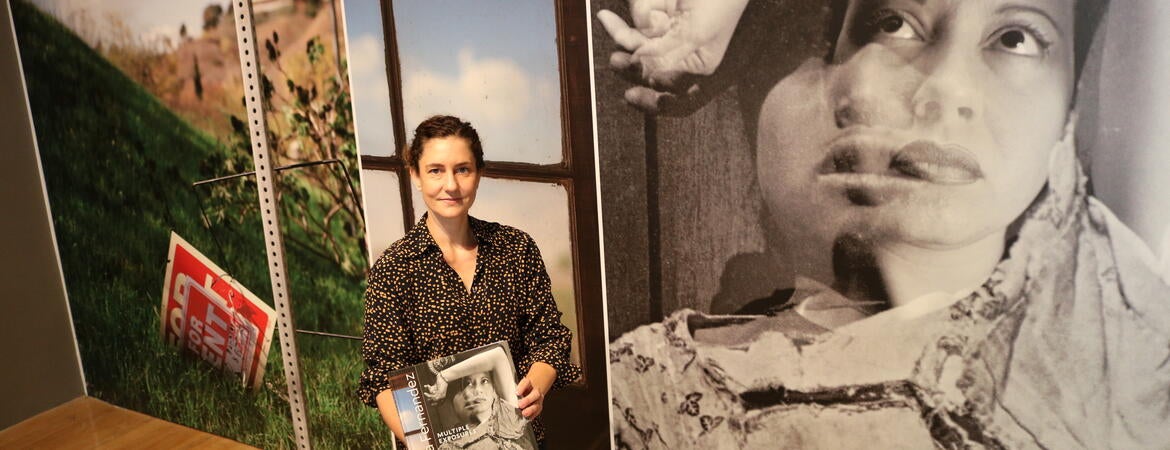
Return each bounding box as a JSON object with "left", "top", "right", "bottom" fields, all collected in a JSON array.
[
  {"left": 410, "top": 136, "right": 481, "bottom": 222},
  {"left": 759, "top": 0, "right": 1075, "bottom": 252},
  {"left": 452, "top": 371, "right": 497, "bottom": 423}
]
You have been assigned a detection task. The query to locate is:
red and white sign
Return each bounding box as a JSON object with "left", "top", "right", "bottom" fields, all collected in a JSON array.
[
  {"left": 181, "top": 279, "right": 259, "bottom": 376},
  {"left": 161, "top": 232, "right": 275, "bottom": 389}
]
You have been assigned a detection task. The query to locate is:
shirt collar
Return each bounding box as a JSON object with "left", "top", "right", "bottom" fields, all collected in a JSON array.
[{"left": 402, "top": 212, "right": 496, "bottom": 257}]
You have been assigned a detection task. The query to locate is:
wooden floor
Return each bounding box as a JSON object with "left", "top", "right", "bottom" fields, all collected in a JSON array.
[{"left": 0, "top": 397, "right": 256, "bottom": 449}]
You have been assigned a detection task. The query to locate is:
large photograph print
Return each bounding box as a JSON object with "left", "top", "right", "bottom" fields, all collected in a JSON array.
[
  {"left": 593, "top": 0, "right": 1170, "bottom": 448},
  {"left": 8, "top": 0, "right": 379, "bottom": 446}
]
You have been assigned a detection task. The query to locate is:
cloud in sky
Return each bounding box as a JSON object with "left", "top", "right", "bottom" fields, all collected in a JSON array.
[
  {"left": 347, "top": 34, "right": 396, "bottom": 157},
  {"left": 401, "top": 48, "right": 562, "bottom": 164},
  {"left": 405, "top": 49, "right": 531, "bottom": 124}
]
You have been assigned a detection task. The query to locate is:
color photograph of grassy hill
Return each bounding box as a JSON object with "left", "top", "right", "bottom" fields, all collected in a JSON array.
[{"left": 10, "top": 0, "right": 385, "bottom": 447}]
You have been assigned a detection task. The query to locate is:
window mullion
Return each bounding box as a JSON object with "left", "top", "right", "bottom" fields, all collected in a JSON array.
[{"left": 378, "top": 0, "right": 413, "bottom": 232}]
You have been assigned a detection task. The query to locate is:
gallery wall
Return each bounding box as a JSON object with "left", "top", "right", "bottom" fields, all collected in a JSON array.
[{"left": 0, "top": 0, "right": 85, "bottom": 429}]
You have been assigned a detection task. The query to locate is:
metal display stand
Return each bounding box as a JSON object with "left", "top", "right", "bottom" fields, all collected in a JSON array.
[{"left": 231, "top": 1, "right": 312, "bottom": 448}]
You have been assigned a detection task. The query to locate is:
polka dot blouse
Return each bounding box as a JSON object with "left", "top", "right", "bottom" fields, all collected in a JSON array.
[{"left": 357, "top": 214, "right": 581, "bottom": 411}]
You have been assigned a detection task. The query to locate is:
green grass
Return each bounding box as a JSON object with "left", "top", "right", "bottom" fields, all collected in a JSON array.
[{"left": 12, "top": 1, "right": 386, "bottom": 447}]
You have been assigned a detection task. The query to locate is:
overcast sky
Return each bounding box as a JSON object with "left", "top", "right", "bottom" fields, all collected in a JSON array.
[{"left": 30, "top": 0, "right": 206, "bottom": 45}]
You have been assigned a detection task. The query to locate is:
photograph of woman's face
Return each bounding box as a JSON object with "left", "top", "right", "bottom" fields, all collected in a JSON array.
[
  {"left": 452, "top": 371, "right": 497, "bottom": 424},
  {"left": 758, "top": 0, "right": 1075, "bottom": 253}
]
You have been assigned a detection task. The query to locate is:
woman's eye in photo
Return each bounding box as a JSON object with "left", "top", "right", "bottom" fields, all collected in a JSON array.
[
  {"left": 868, "top": 10, "right": 919, "bottom": 41},
  {"left": 990, "top": 27, "right": 1048, "bottom": 57}
]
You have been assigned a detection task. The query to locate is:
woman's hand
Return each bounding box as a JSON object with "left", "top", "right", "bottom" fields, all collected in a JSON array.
[
  {"left": 516, "top": 377, "right": 545, "bottom": 420},
  {"left": 422, "top": 380, "right": 448, "bottom": 402},
  {"left": 516, "top": 362, "right": 557, "bottom": 419},
  {"left": 423, "top": 364, "right": 449, "bottom": 402},
  {"left": 597, "top": 0, "right": 749, "bottom": 113}
]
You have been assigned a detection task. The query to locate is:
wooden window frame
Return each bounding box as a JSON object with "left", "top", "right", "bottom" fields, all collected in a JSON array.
[{"left": 364, "top": 0, "right": 603, "bottom": 391}]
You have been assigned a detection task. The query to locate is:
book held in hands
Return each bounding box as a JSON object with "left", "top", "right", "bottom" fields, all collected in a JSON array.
[{"left": 388, "top": 341, "right": 537, "bottom": 450}]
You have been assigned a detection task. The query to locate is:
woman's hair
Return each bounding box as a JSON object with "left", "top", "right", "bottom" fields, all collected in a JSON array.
[
  {"left": 1074, "top": 0, "right": 1110, "bottom": 79},
  {"left": 406, "top": 115, "right": 485, "bottom": 171},
  {"left": 822, "top": 0, "right": 1111, "bottom": 81}
]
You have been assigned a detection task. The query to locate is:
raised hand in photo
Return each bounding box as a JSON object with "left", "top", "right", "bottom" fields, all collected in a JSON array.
[
  {"left": 597, "top": 0, "right": 748, "bottom": 113},
  {"left": 422, "top": 361, "right": 449, "bottom": 402}
]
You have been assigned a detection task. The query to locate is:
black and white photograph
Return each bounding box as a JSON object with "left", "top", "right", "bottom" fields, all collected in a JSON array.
[
  {"left": 387, "top": 342, "right": 538, "bottom": 450},
  {"left": 593, "top": 0, "right": 1170, "bottom": 448}
]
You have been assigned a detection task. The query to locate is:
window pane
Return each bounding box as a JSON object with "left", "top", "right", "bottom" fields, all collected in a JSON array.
[
  {"left": 394, "top": 1, "right": 564, "bottom": 165},
  {"left": 411, "top": 178, "right": 580, "bottom": 365},
  {"left": 343, "top": 0, "right": 398, "bottom": 157},
  {"left": 360, "top": 169, "right": 406, "bottom": 261}
]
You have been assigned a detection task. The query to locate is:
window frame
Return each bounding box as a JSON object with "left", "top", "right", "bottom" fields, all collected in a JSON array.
[{"left": 363, "top": 0, "right": 603, "bottom": 390}]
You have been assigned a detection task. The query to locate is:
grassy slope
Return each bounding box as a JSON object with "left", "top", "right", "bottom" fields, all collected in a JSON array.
[{"left": 11, "top": 1, "right": 384, "bottom": 448}]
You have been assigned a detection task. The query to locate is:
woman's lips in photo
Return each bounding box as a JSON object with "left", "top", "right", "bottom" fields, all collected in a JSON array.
[
  {"left": 890, "top": 141, "right": 983, "bottom": 185},
  {"left": 820, "top": 137, "right": 983, "bottom": 184},
  {"left": 818, "top": 135, "right": 983, "bottom": 205},
  {"left": 463, "top": 397, "right": 491, "bottom": 415}
]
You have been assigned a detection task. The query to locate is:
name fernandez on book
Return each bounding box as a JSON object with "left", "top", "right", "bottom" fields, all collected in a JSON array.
[{"left": 404, "top": 372, "right": 432, "bottom": 438}]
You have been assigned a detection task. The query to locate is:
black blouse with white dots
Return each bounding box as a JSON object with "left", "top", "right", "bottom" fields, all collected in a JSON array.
[{"left": 357, "top": 214, "right": 580, "bottom": 438}]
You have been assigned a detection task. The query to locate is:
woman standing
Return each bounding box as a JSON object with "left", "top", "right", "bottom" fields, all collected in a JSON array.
[{"left": 357, "top": 115, "right": 579, "bottom": 447}]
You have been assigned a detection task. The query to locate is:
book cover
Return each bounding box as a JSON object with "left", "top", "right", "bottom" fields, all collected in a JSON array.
[{"left": 388, "top": 341, "right": 537, "bottom": 450}]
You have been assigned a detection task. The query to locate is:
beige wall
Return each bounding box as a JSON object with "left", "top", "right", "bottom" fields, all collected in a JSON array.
[
  {"left": 1088, "top": 1, "right": 1170, "bottom": 271},
  {"left": 0, "top": 0, "right": 85, "bottom": 430}
]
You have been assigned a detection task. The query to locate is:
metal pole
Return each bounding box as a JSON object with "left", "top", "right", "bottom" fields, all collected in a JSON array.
[{"left": 232, "top": 1, "right": 312, "bottom": 448}]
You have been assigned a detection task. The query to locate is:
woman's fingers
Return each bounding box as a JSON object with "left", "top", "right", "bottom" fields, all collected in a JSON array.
[
  {"left": 515, "top": 377, "right": 543, "bottom": 419},
  {"left": 517, "top": 392, "right": 533, "bottom": 410},
  {"left": 521, "top": 403, "right": 542, "bottom": 420},
  {"left": 610, "top": 51, "right": 634, "bottom": 70},
  {"left": 601, "top": 8, "right": 700, "bottom": 99},
  {"left": 630, "top": 0, "right": 665, "bottom": 28},
  {"left": 630, "top": 0, "right": 674, "bottom": 38},
  {"left": 598, "top": 10, "right": 647, "bottom": 51},
  {"left": 626, "top": 84, "right": 707, "bottom": 115},
  {"left": 624, "top": 87, "right": 672, "bottom": 113},
  {"left": 516, "top": 377, "right": 532, "bottom": 406}
]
